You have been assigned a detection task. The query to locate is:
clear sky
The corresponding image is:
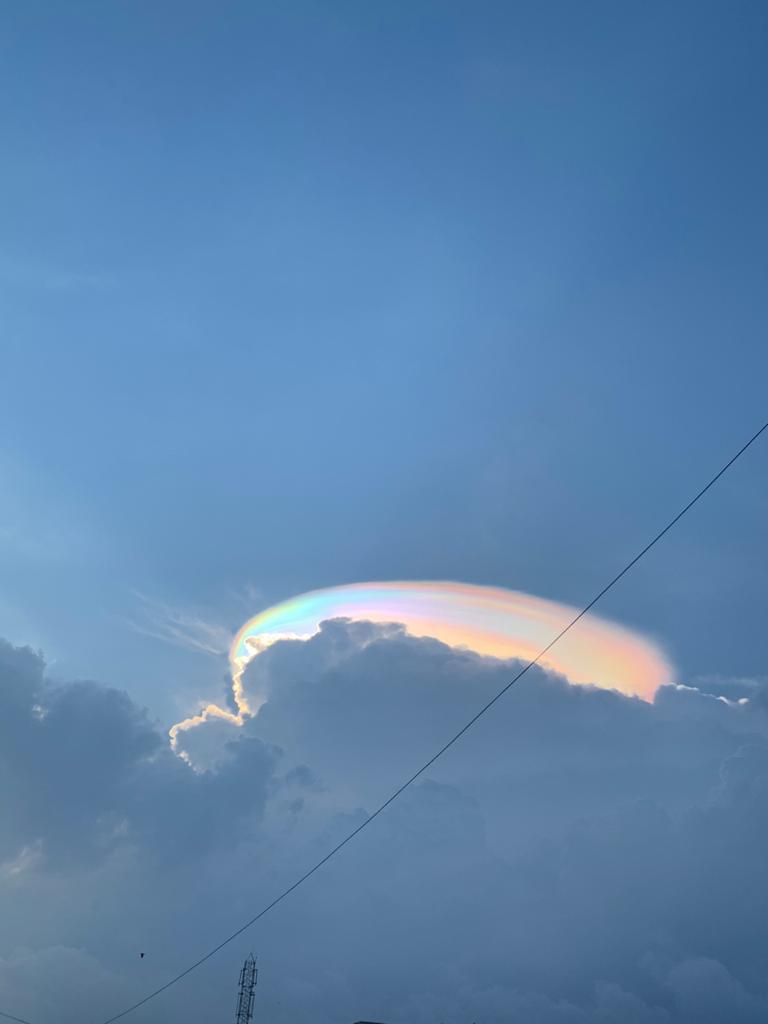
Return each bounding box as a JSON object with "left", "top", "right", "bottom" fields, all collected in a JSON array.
[{"left": 1, "top": 6, "right": 768, "bottom": 1022}]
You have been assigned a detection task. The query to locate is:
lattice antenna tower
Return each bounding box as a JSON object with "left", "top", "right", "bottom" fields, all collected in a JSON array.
[{"left": 234, "top": 955, "right": 258, "bottom": 1024}]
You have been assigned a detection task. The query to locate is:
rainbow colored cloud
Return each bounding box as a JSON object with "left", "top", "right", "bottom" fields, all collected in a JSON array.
[{"left": 170, "top": 581, "right": 673, "bottom": 751}]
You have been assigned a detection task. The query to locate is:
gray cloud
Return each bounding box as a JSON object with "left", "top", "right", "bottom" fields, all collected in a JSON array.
[
  {"left": 1, "top": 625, "right": 767, "bottom": 1024},
  {"left": 0, "top": 639, "right": 277, "bottom": 869}
]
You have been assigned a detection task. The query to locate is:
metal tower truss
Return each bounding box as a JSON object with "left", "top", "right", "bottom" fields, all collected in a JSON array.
[{"left": 234, "top": 955, "right": 258, "bottom": 1024}]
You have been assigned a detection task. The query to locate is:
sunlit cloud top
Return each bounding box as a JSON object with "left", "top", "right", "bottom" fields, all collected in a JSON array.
[
  {"left": 232, "top": 581, "right": 672, "bottom": 703},
  {"left": 170, "top": 581, "right": 672, "bottom": 755}
]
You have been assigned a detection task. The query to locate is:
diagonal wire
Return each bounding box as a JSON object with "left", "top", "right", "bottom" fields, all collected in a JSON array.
[
  {"left": 0, "top": 1011, "right": 36, "bottom": 1024},
  {"left": 96, "top": 417, "right": 768, "bottom": 1024},
  {"left": 2, "top": 419, "right": 766, "bottom": 1024}
]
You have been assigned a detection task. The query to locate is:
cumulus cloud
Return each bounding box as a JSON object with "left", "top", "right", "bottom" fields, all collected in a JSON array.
[
  {"left": 0, "top": 639, "right": 277, "bottom": 868},
  {"left": 1, "top": 625, "right": 767, "bottom": 1024}
]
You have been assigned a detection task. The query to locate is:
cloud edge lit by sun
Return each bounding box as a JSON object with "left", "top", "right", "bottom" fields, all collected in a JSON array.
[{"left": 168, "top": 581, "right": 674, "bottom": 756}]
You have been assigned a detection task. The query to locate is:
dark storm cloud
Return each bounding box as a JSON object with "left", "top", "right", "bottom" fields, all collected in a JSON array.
[
  {"left": 1, "top": 625, "right": 768, "bottom": 1024},
  {"left": 0, "top": 639, "right": 278, "bottom": 867}
]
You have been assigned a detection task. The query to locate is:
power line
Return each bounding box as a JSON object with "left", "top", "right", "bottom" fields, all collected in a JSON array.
[
  {"left": 95, "top": 417, "right": 767, "bottom": 1024},
  {"left": 3, "top": 419, "right": 766, "bottom": 1024},
  {"left": 0, "top": 1010, "right": 36, "bottom": 1024}
]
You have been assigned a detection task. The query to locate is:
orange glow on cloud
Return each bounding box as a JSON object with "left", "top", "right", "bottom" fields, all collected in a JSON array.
[{"left": 169, "top": 582, "right": 673, "bottom": 754}]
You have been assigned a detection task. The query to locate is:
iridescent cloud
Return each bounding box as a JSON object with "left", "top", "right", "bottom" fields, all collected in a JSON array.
[{"left": 169, "top": 581, "right": 673, "bottom": 752}]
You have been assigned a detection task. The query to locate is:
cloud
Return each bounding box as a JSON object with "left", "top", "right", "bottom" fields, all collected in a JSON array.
[
  {"left": 0, "top": 639, "right": 277, "bottom": 869},
  {"left": 1, "top": 625, "right": 768, "bottom": 1023},
  {"left": 125, "top": 592, "right": 233, "bottom": 657},
  {"left": 229, "top": 581, "right": 674, "bottom": 699},
  {"left": 169, "top": 581, "right": 675, "bottom": 759},
  {"left": 0, "top": 946, "right": 132, "bottom": 1024}
]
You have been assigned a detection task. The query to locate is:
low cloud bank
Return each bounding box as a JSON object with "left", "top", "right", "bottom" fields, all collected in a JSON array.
[{"left": 0, "top": 626, "right": 767, "bottom": 1024}]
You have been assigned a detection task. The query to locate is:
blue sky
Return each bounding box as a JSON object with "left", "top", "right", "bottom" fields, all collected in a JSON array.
[
  {"left": 2, "top": 2, "right": 767, "bottom": 719},
  {"left": 1, "top": 5, "right": 768, "bottom": 1023}
]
